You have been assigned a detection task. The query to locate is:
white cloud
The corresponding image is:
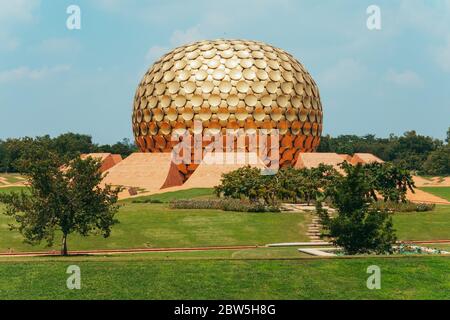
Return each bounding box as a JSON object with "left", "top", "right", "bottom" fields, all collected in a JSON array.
[
  {"left": 0, "top": 0, "right": 40, "bottom": 51},
  {"left": 0, "top": 65, "right": 71, "bottom": 83},
  {"left": 170, "top": 26, "right": 203, "bottom": 46},
  {"left": 318, "top": 59, "right": 366, "bottom": 88},
  {"left": 145, "top": 26, "right": 204, "bottom": 62},
  {"left": 0, "top": 31, "right": 20, "bottom": 51},
  {"left": 0, "top": 0, "right": 40, "bottom": 23},
  {"left": 94, "top": 0, "right": 127, "bottom": 12},
  {"left": 432, "top": 38, "right": 450, "bottom": 72},
  {"left": 386, "top": 69, "right": 423, "bottom": 87},
  {"left": 36, "top": 38, "right": 82, "bottom": 55},
  {"left": 145, "top": 45, "right": 169, "bottom": 62}
]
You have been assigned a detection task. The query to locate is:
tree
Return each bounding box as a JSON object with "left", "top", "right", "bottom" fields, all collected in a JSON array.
[
  {"left": 277, "top": 165, "right": 340, "bottom": 204},
  {"left": 387, "top": 131, "right": 442, "bottom": 172},
  {"left": 0, "top": 146, "right": 121, "bottom": 256},
  {"left": 318, "top": 163, "right": 397, "bottom": 255},
  {"left": 446, "top": 127, "right": 450, "bottom": 144},
  {"left": 215, "top": 166, "right": 266, "bottom": 202},
  {"left": 365, "top": 162, "right": 415, "bottom": 202},
  {"left": 98, "top": 138, "right": 138, "bottom": 158},
  {"left": 422, "top": 145, "right": 450, "bottom": 176},
  {"left": 52, "top": 132, "right": 95, "bottom": 157}
]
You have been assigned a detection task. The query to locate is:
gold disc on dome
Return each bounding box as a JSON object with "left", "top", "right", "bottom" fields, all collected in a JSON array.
[
  {"left": 208, "top": 94, "right": 222, "bottom": 107},
  {"left": 217, "top": 107, "right": 230, "bottom": 120},
  {"left": 219, "top": 81, "right": 232, "bottom": 93},
  {"left": 182, "top": 107, "right": 194, "bottom": 121},
  {"left": 267, "top": 82, "right": 278, "bottom": 94},
  {"left": 270, "top": 107, "right": 282, "bottom": 121},
  {"left": 160, "top": 95, "right": 172, "bottom": 108},
  {"left": 240, "top": 59, "right": 253, "bottom": 69},
  {"left": 167, "top": 82, "right": 180, "bottom": 94},
  {"left": 160, "top": 121, "right": 171, "bottom": 135},
  {"left": 201, "top": 81, "right": 214, "bottom": 93},
  {"left": 195, "top": 70, "right": 208, "bottom": 81},
  {"left": 207, "top": 59, "right": 220, "bottom": 69},
  {"left": 178, "top": 70, "right": 191, "bottom": 81},
  {"left": 256, "top": 69, "right": 268, "bottom": 80},
  {"left": 251, "top": 81, "right": 265, "bottom": 94},
  {"left": 236, "top": 80, "right": 249, "bottom": 93},
  {"left": 253, "top": 107, "right": 266, "bottom": 121},
  {"left": 167, "top": 107, "right": 178, "bottom": 121},
  {"left": 226, "top": 94, "right": 239, "bottom": 107},
  {"left": 212, "top": 69, "right": 226, "bottom": 80},
  {"left": 191, "top": 95, "right": 203, "bottom": 107},
  {"left": 235, "top": 107, "right": 248, "bottom": 121},
  {"left": 199, "top": 107, "right": 212, "bottom": 121},
  {"left": 225, "top": 59, "right": 239, "bottom": 69},
  {"left": 254, "top": 59, "right": 267, "bottom": 69},
  {"left": 153, "top": 108, "right": 164, "bottom": 121},
  {"left": 268, "top": 70, "right": 281, "bottom": 81},
  {"left": 261, "top": 94, "right": 273, "bottom": 107},
  {"left": 244, "top": 94, "right": 258, "bottom": 107},
  {"left": 174, "top": 95, "right": 187, "bottom": 107},
  {"left": 229, "top": 69, "right": 242, "bottom": 80},
  {"left": 183, "top": 81, "right": 196, "bottom": 94},
  {"left": 243, "top": 69, "right": 256, "bottom": 80}
]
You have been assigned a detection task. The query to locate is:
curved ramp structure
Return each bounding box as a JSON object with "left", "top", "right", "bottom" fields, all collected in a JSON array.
[
  {"left": 81, "top": 153, "right": 122, "bottom": 173},
  {"left": 295, "top": 153, "right": 349, "bottom": 172},
  {"left": 102, "top": 153, "right": 183, "bottom": 193},
  {"left": 350, "top": 153, "right": 384, "bottom": 165},
  {"left": 181, "top": 152, "right": 267, "bottom": 189}
]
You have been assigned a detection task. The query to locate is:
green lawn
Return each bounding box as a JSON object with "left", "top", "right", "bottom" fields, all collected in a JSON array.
[
  {"left": 0, "top": 186, "right": 27, "bottom": 194},
  {"left": 419, "top": 187, "right": 450, "bottom": 201},
  {"left": 126, "top": 188, "right": 215, "bottom": 203},
  {"left": 393, "top": 205, "right": 450, "bottom": 241},
  {"left": 1, "top": 186, "right": 449, "bottom": 253},
  {"left": 0, "top": 255, "right": 448, "bottom": 299},
  {"left": 0, "top": 202, "right": 311, "bottom": 253}
]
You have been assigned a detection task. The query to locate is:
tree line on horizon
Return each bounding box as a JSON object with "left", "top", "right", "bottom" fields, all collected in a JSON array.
[
  {"left": 0, "top": 128, "right": 449, "bottom": 175},
  {"left": 0, "top": 133, "right": 137, "bottom": 173}
]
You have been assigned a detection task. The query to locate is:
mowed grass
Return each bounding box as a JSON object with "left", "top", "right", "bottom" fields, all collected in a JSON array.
[
  {"left": 393, "top": 205, "right": 450, "bottom": 241},
  {"left": 126, "top": 188, "right": 216, "bottom": 203},
  {"left": 0, "top": 202, "right": 311, "bottom": 253},
  {"left": 0, "top": 255, "right": 448, "bottom": 299},
  {"left": 0, "top": 187, "right": 28, "bottom": 194},
  {"left": 1, "top": 187, "right": 449, "bottom": 253},
  {"left": 419, "top": 187, "right": 450, "bottom": 201}
]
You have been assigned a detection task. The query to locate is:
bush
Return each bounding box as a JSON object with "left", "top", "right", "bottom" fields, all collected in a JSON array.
[
  {"left": 169, "top": 198, "right": 280, "bottom": 212},
  {"left": 131, "top": 198, "right": 163, "bottom": 204},
  {"left": 370, "top": 201, "right": 435, "bottom": 213},
  {"left": 169, "top": 199, "right": 224, "bottom": 210},
  {"left": 415, "top": 203, "right": 436, "bottom": 212}
]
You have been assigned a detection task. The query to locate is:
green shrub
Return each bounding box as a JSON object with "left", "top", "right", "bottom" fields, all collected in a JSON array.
[
  {"left": 169, "top": 198, "right": 280, "bottom": 212},
  {"left": 169, "top": 199, "right": 223, "bottom": 210},
  {"left": 415, "top": 203, "right": 436, "bottom": 212},
  {"left": 132, "top": 198, "right": 163, "bottom": 204},
  {"left": 370, "top": 201, "right": 435, "bottom": 213}
]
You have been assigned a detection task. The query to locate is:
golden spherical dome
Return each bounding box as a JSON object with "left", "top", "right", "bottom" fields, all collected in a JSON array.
[{"left": 132, "top": 39, "right": 323, "bottom": 179}]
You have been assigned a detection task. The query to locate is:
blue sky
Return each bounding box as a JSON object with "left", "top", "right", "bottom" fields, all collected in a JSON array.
[{"left": 0, "top": 0, "right": 449, "bottom": 144}]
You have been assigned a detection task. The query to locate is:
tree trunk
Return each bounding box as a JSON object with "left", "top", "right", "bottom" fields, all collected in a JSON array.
[{"left": 61, "top": 234, "right": 68, "bottom": 256}]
